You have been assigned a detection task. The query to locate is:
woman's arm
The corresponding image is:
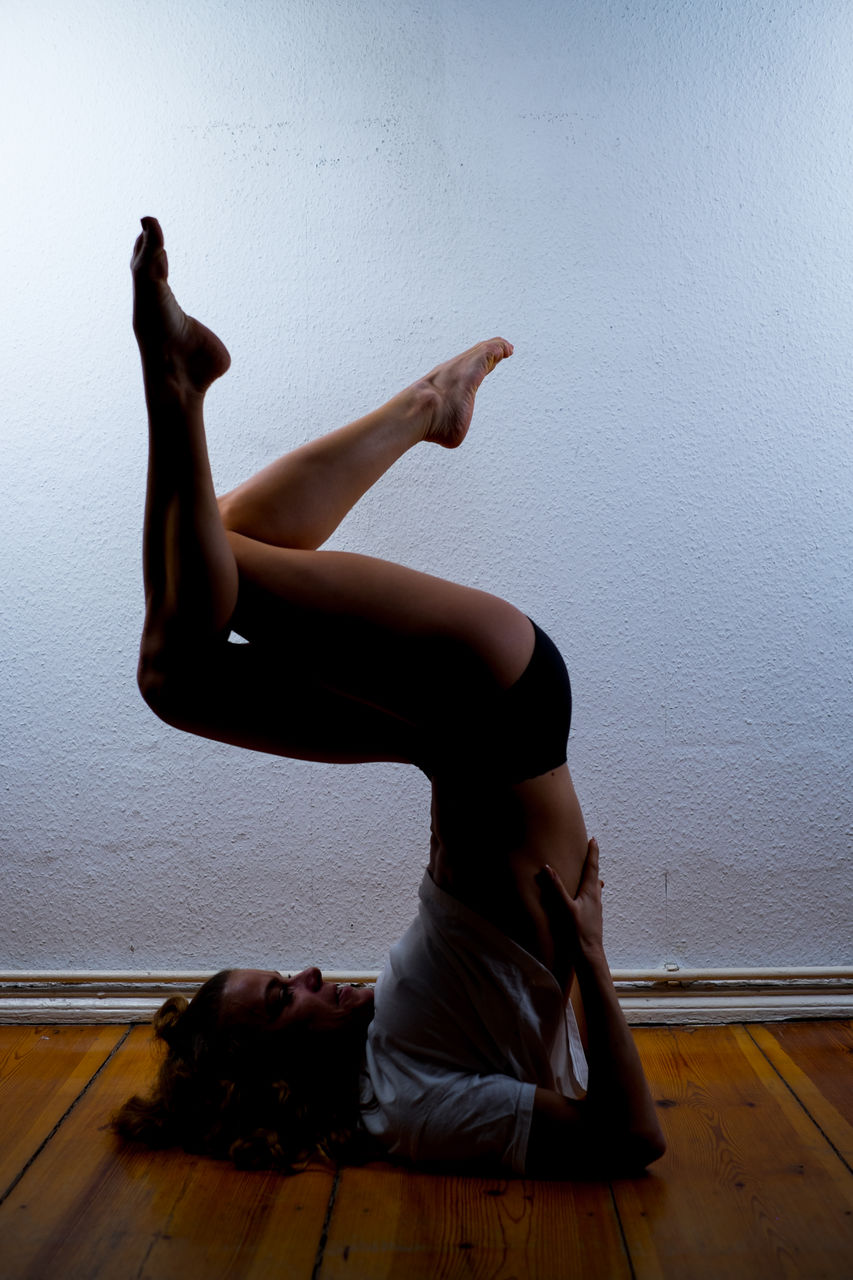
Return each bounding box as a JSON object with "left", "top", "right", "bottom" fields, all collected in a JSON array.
[{"left": 525, "top": 839, "right": 666, "bottom": 1177}]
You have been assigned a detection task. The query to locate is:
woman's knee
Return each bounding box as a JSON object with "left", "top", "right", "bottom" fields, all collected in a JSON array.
[
  {"left": 137, "top": 651, "right": 177, "bottom": 723},
  {"left": 216, "top": 491, "right": 241, "bottom": 533},
  {"left": 461, "top": 596, "right": 534, "bottom": 691},
  {"left": 136, "top": 638, "right": 201, "bottom": 729}
]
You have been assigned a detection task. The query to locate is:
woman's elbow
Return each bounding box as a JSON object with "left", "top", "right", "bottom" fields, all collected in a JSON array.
[
  {"left": 525, "top": 1107, "right": 666, "bottom": 1179},
  {"left": 614, "top": 1121, "right": 666, "bottom": 1171}
]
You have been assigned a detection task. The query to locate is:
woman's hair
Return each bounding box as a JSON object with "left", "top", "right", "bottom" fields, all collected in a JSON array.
[{"left": 112, "top": 969, "right": 372, "bottom": 1172}]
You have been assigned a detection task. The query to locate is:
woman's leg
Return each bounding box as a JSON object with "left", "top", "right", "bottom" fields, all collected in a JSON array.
[
  {"left": 132, "top": 218, "right": 532, "bottom": 762},
  {"left": 131, "top": 219, "right": 420, "bottom": 760},
  {"left": 132, "top": 216, "right": 237, "bottom": 697},
  {"left": 218, "top": 340, "right": 513, "bottom": 551}
]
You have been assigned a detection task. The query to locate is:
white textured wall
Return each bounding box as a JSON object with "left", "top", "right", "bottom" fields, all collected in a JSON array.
[{"left": 1, "top": 0, "right": 850, "bottom": 974}]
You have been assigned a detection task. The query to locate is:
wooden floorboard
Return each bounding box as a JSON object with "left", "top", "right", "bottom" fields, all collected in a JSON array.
[
  {"left": 764, "top": 1019, "right": 853, "bottom": 1125},
  {"left": 613, "top": 1024, "right": 853, "bottom": 1279},
  {"left": 0, "top": 1025, "right": 334, "bottom": 1279},
  {"left": 748, "top": 1020, "right": 853, "bottom": 1165},
  {"left": 0, "top": 1024, "right": 126, "bottom": 1197},
  {"left": 320, "top": 1163, "right": 630, "bottom": 1279},
  {"left": 0, "top": 1020, "right": 850, "bottom": 1279}
]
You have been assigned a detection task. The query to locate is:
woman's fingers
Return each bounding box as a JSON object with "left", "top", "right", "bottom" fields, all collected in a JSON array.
[
  {"left": 543, "top": 837, "right": 600, "bottom": 902},
  {"left": 541, "top": 863, "right": 573, "bottom": 907},
  {"left": 581, "top": 837, "right": 600, "bottom": 890}
]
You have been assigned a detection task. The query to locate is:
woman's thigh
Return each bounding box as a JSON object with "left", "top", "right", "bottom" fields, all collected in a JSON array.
[
  {"left": 147, "top": 635, "right": 423, "bottom": 765},
  {"left": 226, "top": 533, "right": 535, "bottom": 727}
]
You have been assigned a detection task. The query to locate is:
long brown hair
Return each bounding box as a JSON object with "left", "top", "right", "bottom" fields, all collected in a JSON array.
[{"left": 112, "top": 970, "right": 373, "bottom": 1171}]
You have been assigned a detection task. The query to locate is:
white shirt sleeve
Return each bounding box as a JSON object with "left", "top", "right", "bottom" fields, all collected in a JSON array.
[{"left": 361, "top": 1063, "right": 536, "bottom": 1175}]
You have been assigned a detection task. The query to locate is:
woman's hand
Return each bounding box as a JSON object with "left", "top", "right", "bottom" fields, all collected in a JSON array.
[
  {"left": 528, "top": 836, "right": 667, "bottom": 1177},
  {"left": 538, "top": 837, "right": 605, "bottom": 967}
]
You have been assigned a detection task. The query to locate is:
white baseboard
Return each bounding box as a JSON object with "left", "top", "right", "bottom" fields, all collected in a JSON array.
[
  {"left": 617, "top": 988, "right": 853, "bottom": 1025},
  {"left": 1, "top": 970, "right": 851, "bottom": 1025}
]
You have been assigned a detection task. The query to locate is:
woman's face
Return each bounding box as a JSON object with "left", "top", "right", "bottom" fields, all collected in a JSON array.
[{"left": 219, "top": 967, "right": 374, "bottom": 1039}]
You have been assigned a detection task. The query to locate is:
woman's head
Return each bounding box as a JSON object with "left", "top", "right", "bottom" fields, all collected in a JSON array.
[
  {"left": 112, "top": 966, "right": 374, "bottom": 1171},
  {"left": 219, "top": 966, "right": 374, "bottom": 1039}
]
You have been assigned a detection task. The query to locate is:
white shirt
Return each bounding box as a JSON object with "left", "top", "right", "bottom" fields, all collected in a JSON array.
[{"left": 360, "top": 870, "right": 588, "bottom": 1174}]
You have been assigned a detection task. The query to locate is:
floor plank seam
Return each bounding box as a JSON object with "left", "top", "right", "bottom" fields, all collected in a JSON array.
[
  {"left": 134, "top": 1160, "right": 194, "bottom": 1280},
  {"left": 0, "top": 1024, "right": 134, "bottom": 1208},
  {"left": 744, "top": 1024, "right": 853, "bottom": 1175},
  {"left": 310, "top": 1167, "right": 341, "bottom": 1280},
  {"left": 608, "top": 1181, "right": 637, "bottom": 1280}
]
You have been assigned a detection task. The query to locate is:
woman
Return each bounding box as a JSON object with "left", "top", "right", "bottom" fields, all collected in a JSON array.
[{"left": 114, "top": 217, "right": 665, "bottom": 1178}]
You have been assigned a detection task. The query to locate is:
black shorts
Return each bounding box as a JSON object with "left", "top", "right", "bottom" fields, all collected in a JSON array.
[{"left": 420, "top": 619, "right": 572, "bottom": 784}]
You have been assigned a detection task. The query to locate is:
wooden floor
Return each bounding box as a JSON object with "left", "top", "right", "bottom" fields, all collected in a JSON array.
[{"left": 0, "top": 1021, "right": 851, "bottom": 1278}]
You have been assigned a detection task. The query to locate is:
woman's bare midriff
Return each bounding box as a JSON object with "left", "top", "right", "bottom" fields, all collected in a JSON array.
[{"left": 427, "top": 763, "right": 589, "bottom": 988}]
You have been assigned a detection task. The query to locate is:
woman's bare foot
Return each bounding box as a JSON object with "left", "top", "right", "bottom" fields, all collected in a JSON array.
[
  {"left": 131, "top": 217, "right": 231, "bottom": 396},
  {"left": 418, "top": 338, "right": 513, "bottom": 448}
]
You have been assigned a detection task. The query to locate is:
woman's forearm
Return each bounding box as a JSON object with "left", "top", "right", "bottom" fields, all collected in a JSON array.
[{"left": 575, "top": 946, "right": 665, "bottom": 1158}]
